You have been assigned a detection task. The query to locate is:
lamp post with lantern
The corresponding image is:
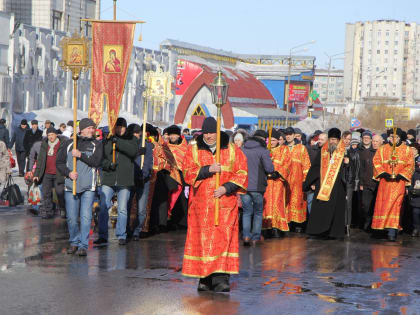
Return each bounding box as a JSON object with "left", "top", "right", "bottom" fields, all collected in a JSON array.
[{"left": 210, "top": 70, "right": 229, "bottom": 226}]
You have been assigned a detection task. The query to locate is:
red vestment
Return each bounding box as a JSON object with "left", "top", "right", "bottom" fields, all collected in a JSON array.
[
  {"left": 263, "top": 145, "right": 291, "bottom": 231},
  {"left": 372, "top": 143, "right": 414, "bottom": 230},
  {"left": 286, "top": 143, "right": 311, "bottom": 223},
  {"left": 182, "top": 138, "right": 248, "bottom": 278}
]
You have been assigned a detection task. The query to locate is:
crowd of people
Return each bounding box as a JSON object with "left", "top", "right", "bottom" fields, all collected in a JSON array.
[{"left": 1, "top": 115, "right": 419, "bottom": 293}]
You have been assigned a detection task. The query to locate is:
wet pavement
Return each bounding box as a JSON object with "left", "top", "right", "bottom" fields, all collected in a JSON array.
[{"left": 1, "top": 206, "right": 420, "bottom": 315}]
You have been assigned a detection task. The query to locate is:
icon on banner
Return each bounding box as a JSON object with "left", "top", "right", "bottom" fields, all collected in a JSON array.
[
  {"left": 351, "top": 118, "right": 361, "bottom": 128},
  {"left": 385, "top": 119, "right": 394, "bottom": 128}
]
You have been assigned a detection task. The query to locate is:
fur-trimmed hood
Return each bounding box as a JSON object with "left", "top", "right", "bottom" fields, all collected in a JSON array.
[{"left": 231, "top": 128, "right": 249, "bottom": 143}]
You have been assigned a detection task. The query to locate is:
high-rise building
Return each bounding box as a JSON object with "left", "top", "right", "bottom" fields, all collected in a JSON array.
[
  {"left": 344, "top": 20, "right": 420, "bottom": 104},
  {"left": 0, "top": 0, "right": 99, "bottom": 36}
]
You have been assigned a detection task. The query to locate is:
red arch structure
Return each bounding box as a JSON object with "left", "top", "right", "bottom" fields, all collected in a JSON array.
[
  {"left": 174, "top": 61, "right": 276, "bottom": 129},
  {"left": 174, "top": 68, "right": 234, "bottom": 128}
]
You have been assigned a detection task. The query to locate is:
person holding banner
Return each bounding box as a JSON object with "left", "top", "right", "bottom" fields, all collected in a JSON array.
[
  {"left": 95, "top": 117, "right": 138, "bottom": 246},
  {"left": 181, "top": 117, "right": 247, "bottom": 292},
  {"left": 56, "top": 118, "right": 103, "bottom": 256},
  {"left": 303, "top": 128, "right": 350, "bottom": 239}
]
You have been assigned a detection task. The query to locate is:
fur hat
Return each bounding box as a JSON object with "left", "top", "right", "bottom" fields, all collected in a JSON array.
[
  {"left": 201, "top": 117, "right": 217, "bottom": 134},
  {"left": 328, "top": 128, "right": 341, "bottom": 139}
]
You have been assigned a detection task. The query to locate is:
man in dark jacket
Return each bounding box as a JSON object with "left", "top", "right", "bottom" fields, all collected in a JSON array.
[
  {"left": 56, "top": 118, "right": 103, "bottom": 256},
  {"left": 23, "top": 120, "right": 43, "bottom": 159},
  {"left": 241, "top": 130, "right": 276, "bottom": 246},
  {"left": 127, "top": 123, "right": 150, "bottom": 240},
  {"left": 10, "top": 119, "right": 28, "bottom": 176},
  {"left": 0, "top": 118, "right": 10, "bottom": 148},
  {"left": 33, "top": 127, "right": 64, "bottom": 219},
  {"left": 358, "top": 131, "right": 378, "bottom": 231},
  {"left": 95, "top": 117, "right": 138, "bottom": 246},
  {"left": 409, "top": 155, "right": 420, "bottom": 236}
]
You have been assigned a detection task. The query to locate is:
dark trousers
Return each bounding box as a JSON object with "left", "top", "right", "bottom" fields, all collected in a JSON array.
[
  {"left": 361, "top": 187, "right": 377, "bottom": 229},
  {"left": 41, "top": 173, "right": 65, "bottom": 215},
  {"left": 413, "top": 207, "right": 420, "bottom": 230},
  {"left": 16, "top": 151, "right": 26, "bottom": 175},
  {"left": 345, "top": 184, "right": 354, "bottom": 226}
]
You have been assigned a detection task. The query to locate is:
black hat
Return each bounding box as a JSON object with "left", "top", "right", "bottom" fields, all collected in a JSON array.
[
  {"left": 387, "top": 128, "right": 403, "bottom": 138},
  {"left": 166, "top": 124, "right": 181, "bottom": 136},
  {"left": 0, "top": 118, "right": 5, "bottom": 124},
  {"left": 253, "top": 129, "right": 268, "bottom": 139},
  {"left": 20, "top": 119, "right": 28, "bottom": 125},
  {"left": 201, "top": 117, "right": 217, "bottom": 134},
  {"left": 127, "top": 123, "right": 142, "bottom": 135},
  {"left": 46, "top": 127, "right": 58, "bottom": 135},
  {"left": 328, "top": 128, "right": 341, "bottom": 139},
  {"left": 67, "top": 120, "right": 74, "bottom": 127},
  {"left": 115, "top": 117, "right": 127, "bottom": 128},
  {"left": 284, "top": 127, "right": 295, "bottom": 135},
  {"left": 408, "top": 129, "right": 416, "bottom": 137},
  {"left": 31, "top": 119, "right": 38, "bottom": 125},
  {"left": 271, "top": 129, "right": 281, "bottom": 140},
  {"left": 140, "top": 123, "right": 158, "bottom": 138},
  {"left": 79, "top": 118, "right": 96, "bottom": 131}
]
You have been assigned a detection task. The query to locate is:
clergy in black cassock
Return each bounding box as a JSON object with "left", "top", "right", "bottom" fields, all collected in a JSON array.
[{"left": 303, "top": 128, "right": 350, "bottom": 239}]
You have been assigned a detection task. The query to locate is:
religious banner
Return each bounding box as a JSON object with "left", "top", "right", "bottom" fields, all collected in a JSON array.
[
  {"left": 89, "top": 22, "right": 135, "bottom": 130},
  {"left": 144, "top": 67, "right": 174, "bottom": 113}
]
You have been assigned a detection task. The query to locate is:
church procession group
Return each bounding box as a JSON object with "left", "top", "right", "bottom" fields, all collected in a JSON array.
[
  {"left": 21, "top": 112, "right": 418, "bottom": 293},
  {"left": 18, "top": 16, "right": 419, "bottom": 294}
]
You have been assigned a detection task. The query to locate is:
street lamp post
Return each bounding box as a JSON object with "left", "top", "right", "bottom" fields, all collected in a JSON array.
[
  {"left": 210, "top": 71, "right": 228, "bottom": 226},
  {"left": 285, "top": 40, "right": 316, "bottom": 127}
]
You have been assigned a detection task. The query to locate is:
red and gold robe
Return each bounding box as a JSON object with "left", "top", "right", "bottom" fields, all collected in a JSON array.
[
  {"left": 372, "top": 143, "right": 414, "bottom": 230},
  {"left": 263, "top": 145, "right": 291, "bottom": 231},
  {"left": 286, "top": 143, "right": 311, "bottom": 223},
  {"left": 182, "top": 138, "right": 248, "bottom": 278}
]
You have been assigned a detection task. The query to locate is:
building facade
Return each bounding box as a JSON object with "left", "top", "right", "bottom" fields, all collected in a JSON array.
[
  {"left": 313, "top": 68, "right": 344, "bottom": 104},
  {"left": 344, "top": 20, "right": 420, "bottom": 104},
  {"left": 0, "top": 0, "right": 99, "bottom": 36}
]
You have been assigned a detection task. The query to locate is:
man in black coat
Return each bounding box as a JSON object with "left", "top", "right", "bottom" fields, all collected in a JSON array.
[
  {"left": 0, "top": 118, "right": 10, "bottom": 148},
  {"left": 23, "top": 120, "right": 43, "bottom": 160},
  {"left": 304, "top": 128, "right": 350, "bottom": 239},
  {"left": 10, "top": 119, "right": 29, "bottom": 176}
]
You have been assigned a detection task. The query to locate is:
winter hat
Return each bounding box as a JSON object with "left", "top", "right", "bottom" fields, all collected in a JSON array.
[
  {"left": 20, "top": 119, "right": 27, "bottom": 125},
  {"left": 79, "top": 118, "right": 96, "bottom": 131},
  {"left": 351, "top": 132, "right": 361, "bottom": 143},
  {"left": 328, "top": 128, "right": 341, "bottom": 139},
  {"left": 362, "top": 131, "right": 373, "bottom": 139},
  {"left": 31, "top": 120, "right": 38, "bottom": 125},
  {"left": 201, "top": 117, "right": 217, "bottom": 134},
  {"left": 253, "top": 130, "right": 268, "bottom": 139},
  {"left": 166, "top": 124, "right": 181, "bottom": 136},
  {"left": 284, "top": 127, "right": 295, "bottom": 135},
  {"left": 408, "top": 129, "right": 416, "bottom": 137},
  {"left": 233, "top": 133, "right": 244, "bottom": 142},
  {"left": 271, "top": 129, "right": 281, "bottom": 140},
  {"left": 115, "top": 117, "right": 127, "bottom": 128},
  {"left": 46, "top": 127, "right": 58, "bottom": 135}
]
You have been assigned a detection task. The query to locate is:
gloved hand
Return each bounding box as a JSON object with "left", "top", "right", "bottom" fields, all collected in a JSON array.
[
  {"left": 378, "top": 172, "right": 391, "bottom": 180},
  {"left": 267, "top": 171, "right": 281, "bottom": 180},
  {"left": 138, "top": 146, "right": 146, "bottom": 155},
  {"left": 111, "top": 136, "right": 118, "bottom": 144},
  {"left": 109, "top": 163, "right": 117, "bottom": 171}
]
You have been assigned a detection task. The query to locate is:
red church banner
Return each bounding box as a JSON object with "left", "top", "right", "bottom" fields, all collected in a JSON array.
[{"left": 89, "top": 22, "right": 135, "bottom": 131}]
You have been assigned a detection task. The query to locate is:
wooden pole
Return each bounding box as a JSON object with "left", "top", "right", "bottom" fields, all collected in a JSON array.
[
  {"left": 215, "top": 106, "right": 221, "bottom": 226},
  {"left": 268, "top": 121, "right": 273, "bottom": 152},
  {"left": 72, "top": 74, "right": 79, "bottom": 195},
  {"left": 113, "top": 0, "right": 117, "bottom": 20}
]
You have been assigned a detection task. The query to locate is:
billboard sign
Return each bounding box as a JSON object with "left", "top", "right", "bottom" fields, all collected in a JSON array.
[{"left": 286, "top": 83, "right": 310, "bottom": 117}]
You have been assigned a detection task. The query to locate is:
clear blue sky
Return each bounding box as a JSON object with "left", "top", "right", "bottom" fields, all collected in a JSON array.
[{"left": 101, "top": 0, "right": 420, "bottom": 68}]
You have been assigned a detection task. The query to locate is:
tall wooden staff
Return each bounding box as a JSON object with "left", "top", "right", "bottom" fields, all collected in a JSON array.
[
  {"left": 60, "top": 33, "right": 90, "bottom": 195},
  {"left": 211, "top": 71, "right": 228, "bottom": 226}
]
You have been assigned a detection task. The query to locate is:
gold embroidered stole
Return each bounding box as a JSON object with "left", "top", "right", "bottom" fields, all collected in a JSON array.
[{"left": 317, "top": 141, "right": 345, "bottom": 201}]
